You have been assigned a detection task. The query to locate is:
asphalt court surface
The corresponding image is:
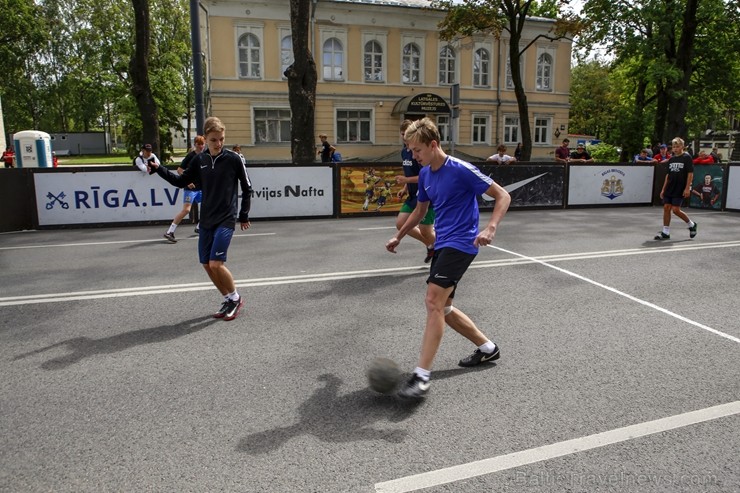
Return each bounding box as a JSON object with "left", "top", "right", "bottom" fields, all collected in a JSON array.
[{"left": 1, "top": 206, "right": 739, "bottom": 492}]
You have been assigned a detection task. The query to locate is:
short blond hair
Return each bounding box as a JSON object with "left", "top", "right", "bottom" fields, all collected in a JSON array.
[
  {"left": 204, "top": 116, "right": 225, "bottom": 136},
  {"left": 403, "top": 117, "right": 440, "bottom": 146},
  {"left": 671, "top": 137, "right": 685, "bottom": 147}
]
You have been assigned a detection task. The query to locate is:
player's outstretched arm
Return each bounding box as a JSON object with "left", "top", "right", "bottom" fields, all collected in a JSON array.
[
  {"left": 475, "top": 182, "right": 511, "bottom": 248},
  {"left": 386, "top": 201, "right": 428, "bottom": 253}
]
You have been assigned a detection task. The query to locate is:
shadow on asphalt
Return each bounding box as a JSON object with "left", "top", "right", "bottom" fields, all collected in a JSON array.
[
  {"left": 12, "top": 315, "right": 217, "bottom": 370},
  {"left": 237, "top": 373, "right": 423, "bottom": 454}
]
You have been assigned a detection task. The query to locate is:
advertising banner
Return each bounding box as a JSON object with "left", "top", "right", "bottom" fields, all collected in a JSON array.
[
  {"left": 339, "top": 165, "right": 405, "bottom": 215},
  {"left": 339, "top": 163, "right": 565, "bottom": 215},
  {"left": 34, "top": 166, "right": 334, "bottom": 226},
  {"left": 35, "top": 171, "right": 183, "bottom": 226},
  {"left": 689, "top": 164, "right": 723, "bottom": 210},
  {"left": 725, "top": 165, "right": 740, "bottom": 210},
  {"left": 475, "top": 164, "right": 565, "bottom": 208},
  {"left": 568, "top": 165, "right": 654, "bottom": 205},
  {"left": 246, "top": 166, "right": 333, "bottom": 217}
]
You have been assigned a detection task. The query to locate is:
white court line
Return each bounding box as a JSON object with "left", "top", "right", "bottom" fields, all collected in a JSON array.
[
  {"left": 374, "top": 244, "right": 740, "bottom": 492},
  {"left": 490, "top": 245, "right": 740, "bottom": 345},
  {"left": 2, "top": 241, "right": 740, "bottom": 307},
  {"left": 0, "top": 232, "right": 276, "bottom": 251},
  {"left": 358, "top": 226, "right": 397, "bottom": 231},
  {"left": 374, "top": 400, "right": 740, "bottom": 493}
]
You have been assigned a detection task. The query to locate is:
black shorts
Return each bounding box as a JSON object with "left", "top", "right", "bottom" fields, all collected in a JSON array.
[
  {"left": 662, "top": 195, "right": 685, "bottom": 206},
  {"left": 427, "top": 247, "right": 476, "bottom": 298}
]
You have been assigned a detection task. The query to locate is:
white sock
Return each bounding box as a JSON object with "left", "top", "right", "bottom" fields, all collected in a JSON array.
[
  {"left": 663, "top": 226, "right": 670, "bottom": 235},
  {"left": 227, "top": 291, "right": 240, "bottom": 302},
  {"left": 687, "top": 220, "right": 695, "bottom": 228},
  {"left": 167, "top": 223, "right": 177, "bottom": 234},
  {"left": 414, "top": 367, "right": 431, "bottom": 381},
  {"left": 479, "top": 341, "right": 496, "bottom": 354}
]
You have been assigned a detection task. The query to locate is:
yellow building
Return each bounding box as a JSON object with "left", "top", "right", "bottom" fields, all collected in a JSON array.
[{"left": 200, "top": 0, "right": 572, "bottom": 162}]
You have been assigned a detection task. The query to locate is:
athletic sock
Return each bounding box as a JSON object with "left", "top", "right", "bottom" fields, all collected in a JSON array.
[
  {"left": 662, "top": 226, "right": 670, "bottom": 235},
  {"left": 479, "top": 341, "right": 496, "bottom": 354},
  {"left": 413, "top": 367, "right": 431, "bottom": 381},
  {"left": 167, "top": 223, "right": 177, "bottom": 234},
  {"left": 227, "top": 291, "right": 240, "bottom": 302},
  {"left": 687, "top": 220, "right": 695, "bottom": 228}
]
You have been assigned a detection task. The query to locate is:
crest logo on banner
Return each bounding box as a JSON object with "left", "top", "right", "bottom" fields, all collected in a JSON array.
[{"left": 600, "top": 169, "right": 626, "bottom": 200}]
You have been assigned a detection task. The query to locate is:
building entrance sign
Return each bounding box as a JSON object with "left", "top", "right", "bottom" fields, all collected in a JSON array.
[{"left": 391, "top": 93, "right": 451, "bottom": 115}]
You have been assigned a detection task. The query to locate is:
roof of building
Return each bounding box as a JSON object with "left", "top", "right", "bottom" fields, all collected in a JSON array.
[{"left": 331, "top": 0, "right": 441, "bottom": 9}]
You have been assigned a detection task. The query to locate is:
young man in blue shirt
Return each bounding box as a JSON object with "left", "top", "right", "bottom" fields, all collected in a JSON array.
[{"left": 386, "top": 118, "right": 511, "bottom": 399}]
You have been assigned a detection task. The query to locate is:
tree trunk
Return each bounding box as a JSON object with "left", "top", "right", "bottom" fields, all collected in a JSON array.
[
  {"left": 129, "top": 0, "right": 160, "bottom": 154},
  {"left": 653, "top": 81, "right": 668, "bottom": 144},
  {"left": 665, "top": 0, "right": 699, "bottom": 140},
  {"left": 286, "top": 0, "right": 318, "bottom": 165},
  {"left": 508, "top": 29, "right": 532, "bottom": 162}
]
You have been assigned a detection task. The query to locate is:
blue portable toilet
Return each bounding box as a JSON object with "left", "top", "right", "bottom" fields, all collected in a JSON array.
[{"left": 13, "top": 130, "right": 53, "bottom": 168}]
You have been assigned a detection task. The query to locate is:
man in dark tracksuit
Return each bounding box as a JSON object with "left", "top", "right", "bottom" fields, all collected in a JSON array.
[{"left": 150, "top": 117, "right": 252, "bottom": 321}]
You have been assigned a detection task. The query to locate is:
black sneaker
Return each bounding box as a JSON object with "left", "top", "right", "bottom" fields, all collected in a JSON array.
[
  {"left": 688, "top": 222, "right": 697, "bottom": 238},
  {"left": 424, "top": 247, "right": 435, "bottom": 263},
  {"left": 213, "top": 300, "right": 230, "bottom": 319},
  {"left": 163, "top": 232, "right": 177, "bottom": 243},
  {"left": 397, "top": 374, "right": 430, "bottom": 399},
  {"left": 458, "top": 345, "right": 500, "bottom": 367},
  {"left": 222, "top": 297, "right": 244, "bottom": 321},
  {"left": 194, "top": 227, "right": 200, "bottom": 234},
  {"left": 654, "top": 232, "right": 670, "bottom": 241}
]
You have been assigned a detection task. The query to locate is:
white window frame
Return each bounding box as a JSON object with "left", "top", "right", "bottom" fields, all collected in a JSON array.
[
  {"left": 533, "top": 115, "right": 553, "bottom": 145},
  {"left": 436, "top": 114, "right": 457, "bottom": 144},
  {"left": 362, "top": 32, "right": 387, "bottom": 83},
  {"left": 471, "top": 114, "right": 490, "bottom": 144},
  {"left": 401, "top": 33, "right": 425, "bottom": 84},
  {"left": 235, "top": 23, "right": 264, "bottom": 80},
  {"left": 438, "top": 43, "right": 457, "bottom": 85},
  {"left": 253, "top": 106, "right": 292, "bottom": 144},
  {"left": 472, "top": 42, "right": 492, "bottom": 88},
  {"left": 536, "top": 45, "right": 556, "bottom": 92},
  {"left": 320, "top": 29, "right": 347, "bottom": 81},
  {"left": 503, "top": 114, "right": 521, "bottom": 145},
  {"left": 278, "top": 25, "right": 293, "bottom": 79},
  {"left": 335, "top": 107, "right": 374, "bottom": 143}
]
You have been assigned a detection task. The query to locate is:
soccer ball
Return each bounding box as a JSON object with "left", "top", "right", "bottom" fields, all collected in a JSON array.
[{"left": 366, "top": 357, "right": 401, "bottom": 394}]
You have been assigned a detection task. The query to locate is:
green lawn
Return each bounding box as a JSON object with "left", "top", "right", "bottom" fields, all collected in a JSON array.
[{"left": 58, "top": 152, "right": 186, "bottom": 166}]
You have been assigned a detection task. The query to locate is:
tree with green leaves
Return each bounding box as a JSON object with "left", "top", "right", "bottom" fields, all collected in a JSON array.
[
  {"left": 0, "top": 0, "right": 49, "bottom": 135},
  {"left": 432, "top": 0, "right": 581, "bottom": 162},
  {"left": 285, "top": 0, "right": 318, "bottom": 164},
  {"left": 569, "top": 60, "right": 620, "bottom": 141},
  {"left": 578, "top": 0, "right": 740, "bottom": 157}
]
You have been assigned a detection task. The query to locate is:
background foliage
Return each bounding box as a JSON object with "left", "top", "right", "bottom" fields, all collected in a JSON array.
[{"left": 0, "top": 0, "right": 193, "bottom": 159}]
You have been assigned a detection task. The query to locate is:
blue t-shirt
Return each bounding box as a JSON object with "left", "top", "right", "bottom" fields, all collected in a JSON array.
[{"left": 417, "top": 156, "right": 493, "bottom": 254}]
